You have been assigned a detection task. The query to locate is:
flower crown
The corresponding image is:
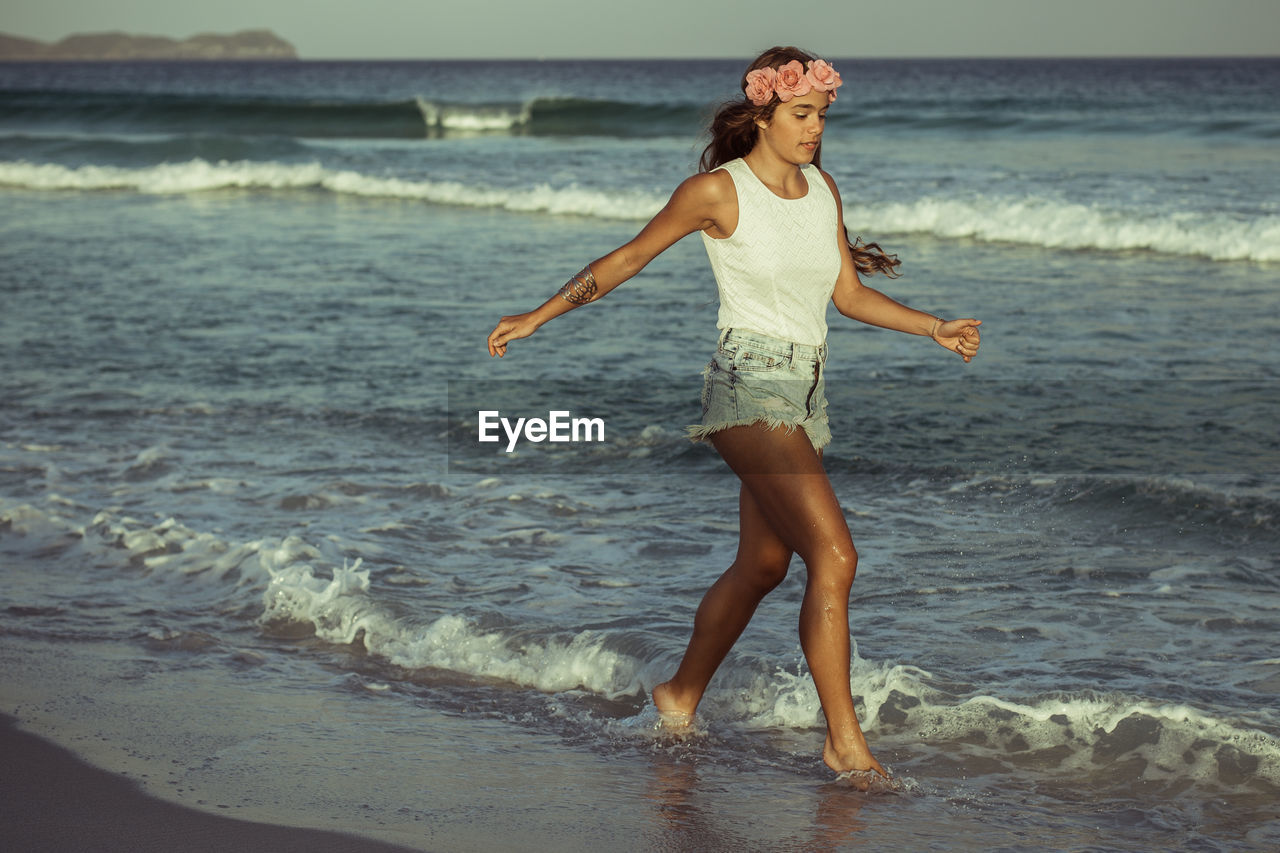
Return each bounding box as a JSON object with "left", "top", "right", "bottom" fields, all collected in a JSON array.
[{"left": 744, "top": 59, "right": 842, "bottom": 106}]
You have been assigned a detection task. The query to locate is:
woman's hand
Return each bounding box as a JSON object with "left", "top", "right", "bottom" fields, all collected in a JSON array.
[
  {"left": 487, "top": 312, "right": 543, "bottom": 358},
  {"left": 932, "top": 318, "right": 982, "bottom": 362}
]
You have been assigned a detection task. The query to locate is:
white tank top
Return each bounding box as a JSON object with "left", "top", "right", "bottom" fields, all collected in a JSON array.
[{"left": 700, "top": 157, "right": 841, "bottom": 347}]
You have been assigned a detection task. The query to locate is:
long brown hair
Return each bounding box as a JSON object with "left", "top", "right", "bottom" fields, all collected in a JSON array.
[{"left": 700, "top": 46, "right": 902, "bottom": 279}]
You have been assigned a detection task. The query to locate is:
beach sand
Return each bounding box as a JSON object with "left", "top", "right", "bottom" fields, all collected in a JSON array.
[
  {"left": 0, "top": 634, "right": 938, "bottom": 852},
  {"left": 0, "top": 636, "right": 741, "bottom": 852},
  {"left": 0, "top": 712, "right": 417, "bottom": 853}
]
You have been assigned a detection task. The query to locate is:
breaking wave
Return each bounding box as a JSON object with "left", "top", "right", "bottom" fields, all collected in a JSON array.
[{"left": 2, "top": 157, "right": 1276, "bottom": 262}]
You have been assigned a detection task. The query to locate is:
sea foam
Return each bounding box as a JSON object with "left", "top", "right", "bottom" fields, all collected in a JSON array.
[
  {"left": 258, "top": 539, "right": 644, "bottom": 697},
  {"left": 0, "top": 159, "right": 665, "bottom": 220},
  {"left": 5, "top": 496, "right": 1277, "bottom": 796},
  {"left": 849, "top": 196, "right": 1280, "bottom": 263},
  {"left": 416, "top": 97, "right": 530, "bottom": 133},
  {"left": 3, "top": 158, "right": 1275, "bottom": 262}
]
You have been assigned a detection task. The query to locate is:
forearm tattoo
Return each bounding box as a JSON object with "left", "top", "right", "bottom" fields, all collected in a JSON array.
[{"left": 558, "top": 265, "right": 598, "bottom": 305}]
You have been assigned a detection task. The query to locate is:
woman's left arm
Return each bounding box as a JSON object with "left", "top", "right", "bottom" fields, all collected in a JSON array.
[{"left": 822, "top": 171, "right": 982, "bottom": 362}]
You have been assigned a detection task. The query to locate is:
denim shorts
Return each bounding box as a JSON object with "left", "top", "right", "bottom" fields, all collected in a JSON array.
[{"left": 687, "top": 327, "right": 831, "bottom": 451}]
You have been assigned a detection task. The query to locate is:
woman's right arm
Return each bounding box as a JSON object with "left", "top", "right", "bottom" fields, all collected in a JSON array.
[{"left": 487, "top": 170, "right": 732, "bottom": 357}]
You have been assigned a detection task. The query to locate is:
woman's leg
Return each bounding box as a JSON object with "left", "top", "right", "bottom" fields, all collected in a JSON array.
[
  {"left": 702, "top": 423, "right": 885, "bottom": 778},
  {"left": 653, "top": 481, "right": 794, "bottom": 717}
]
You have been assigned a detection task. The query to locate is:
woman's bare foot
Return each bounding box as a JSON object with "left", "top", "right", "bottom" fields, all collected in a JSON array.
[
  {"left": 823, "top": 731, "right": 889, "bottom": 789},
  {"left": 652, "top": 680, "right": 698, "bottom": 726}
]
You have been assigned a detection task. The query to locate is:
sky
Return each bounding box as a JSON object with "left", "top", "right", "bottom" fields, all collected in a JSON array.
[{"left": 4, "top": 0, "right": 1278, "bottom": 59}]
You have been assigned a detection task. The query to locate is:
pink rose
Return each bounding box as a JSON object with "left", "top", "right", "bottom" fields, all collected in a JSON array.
[
  {"left": 806, "top": 59, "right": 842, "bottom": 100},
  {"left": 773, "top": 60, "right": 812, "bottom": 102},
  {"left": 744, "top": 67, "right": 777, "bottom": 105}
]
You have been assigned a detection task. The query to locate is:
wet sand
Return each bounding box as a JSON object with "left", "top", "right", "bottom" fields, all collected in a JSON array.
[{"left": 0, "top": 712, "right": 419, "bottom": 853}]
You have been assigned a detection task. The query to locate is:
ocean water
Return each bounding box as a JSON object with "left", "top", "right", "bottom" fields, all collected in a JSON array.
[{"left": 1, "top": 58, "right": 1278, "bottom": 850}]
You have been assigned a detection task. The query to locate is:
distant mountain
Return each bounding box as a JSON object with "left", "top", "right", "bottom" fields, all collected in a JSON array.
[{"left": 0, "top": 29, "right": 297, "bottom": 61}]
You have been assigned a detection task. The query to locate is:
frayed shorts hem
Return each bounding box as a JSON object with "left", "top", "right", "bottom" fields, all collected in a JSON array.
[
  {"left": 685, "top": 418, "right": 831, "bottom": 451},
  {"left": 686, "top": 327, "right": 832, "bottom": 453}
]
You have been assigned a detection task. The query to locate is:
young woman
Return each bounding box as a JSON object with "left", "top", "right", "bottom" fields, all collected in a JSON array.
[{"left": 487, "top": 46, "right": 981, "bottom": 784}]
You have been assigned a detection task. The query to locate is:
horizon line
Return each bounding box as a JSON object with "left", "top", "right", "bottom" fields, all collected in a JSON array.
[{"left": 4, "top": 53, "right": 1278, "bottom": 63}]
